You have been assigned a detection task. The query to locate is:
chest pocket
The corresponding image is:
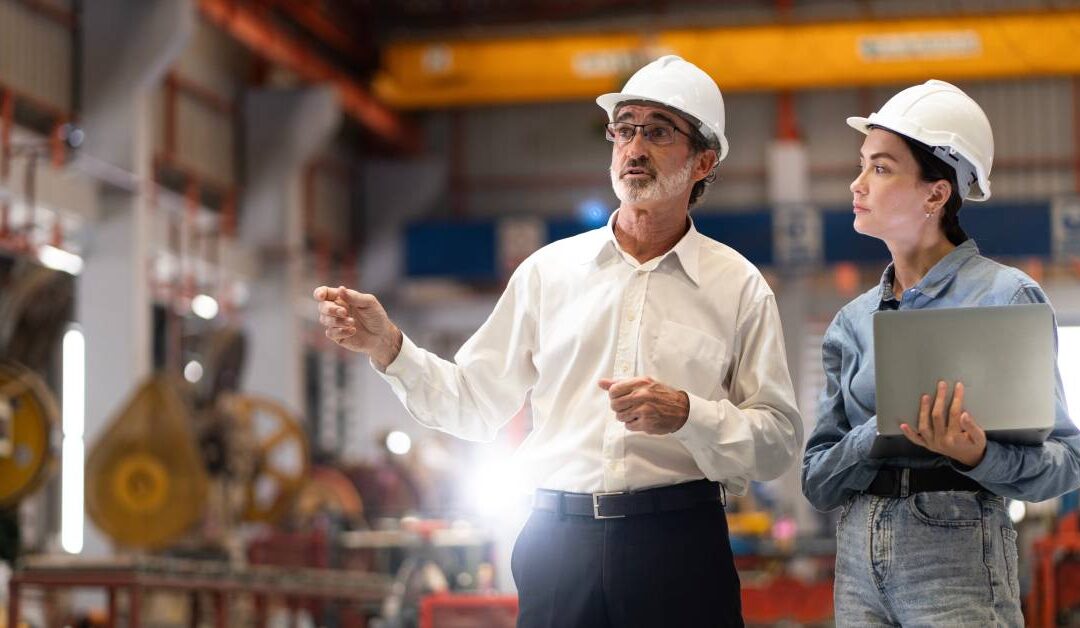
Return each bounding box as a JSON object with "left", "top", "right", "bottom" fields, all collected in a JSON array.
[{"left": 651, "top": 320, "right": 728, "bottom": 399}]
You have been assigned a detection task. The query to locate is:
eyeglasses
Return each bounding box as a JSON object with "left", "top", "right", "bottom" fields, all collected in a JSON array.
[{"left": 605, "top": 122, "right": 691, "bottom": 146}]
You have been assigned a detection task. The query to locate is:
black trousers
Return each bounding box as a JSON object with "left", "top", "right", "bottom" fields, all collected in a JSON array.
[{"left": 511, "top": 500, "right": 744, "bottom": 628}]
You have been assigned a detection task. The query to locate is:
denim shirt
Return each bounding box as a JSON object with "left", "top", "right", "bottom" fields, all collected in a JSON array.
[{"left": 802, "top": 240, "right": 1080, "bottom": 512}]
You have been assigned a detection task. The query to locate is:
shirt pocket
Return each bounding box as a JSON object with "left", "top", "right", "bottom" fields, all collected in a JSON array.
[{"left": 651, "top": 320, "right": 728, "bottom": 399}]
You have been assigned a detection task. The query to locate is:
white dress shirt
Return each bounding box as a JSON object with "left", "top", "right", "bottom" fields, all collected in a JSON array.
[{"left": 378, "top": 212, "right": 803, "bottom": 495}]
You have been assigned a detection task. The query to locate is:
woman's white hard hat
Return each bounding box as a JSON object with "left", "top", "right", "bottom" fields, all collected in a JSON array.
[
  {"left": 847, "top": 79, "right": 994, "bottom": 201},
  {"left": 596, "top": 55, "right": 729, "bottom": 162}
]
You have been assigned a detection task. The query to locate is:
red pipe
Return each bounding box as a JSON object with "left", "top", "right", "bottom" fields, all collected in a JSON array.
[
  {"left": 13, "top": 0, "right": 74, "bottom": 28},
  {"left": 164, "top": 73, "right": 178, "bottom": 163},
  {"left": 266, "top": 0, "right": 369, "bottom": 64},
  {"left": 49, "top": 121, "right": 65, "bottom": 168},
  {"left": 50, "top": 215, "right": 62, "bottom": 248},
  {"left": 303, "top": 162, "right": 316, "bottom": 244},
  {"left": 197, "top": 0, "right": 418, "bottom": 153},
  {"left": 221, "top": 189, "right": 236, "bottom": 237},
  {"left": 1, "top": 89, "right": 12, "bottom": 182},
  {"left": 776, "top": 91, "right": 800, "bottom": 141}
]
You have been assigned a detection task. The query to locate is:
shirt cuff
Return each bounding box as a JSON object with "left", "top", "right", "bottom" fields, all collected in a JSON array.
[
  {"left": 672, "top": 392, "right": 716, "bottom": 450},
  {"left": 373, "top": 332, "right": 421, "bottom": 388},
  {"left": 953, "top": 440, "right": 1007, "bottom": 483}
]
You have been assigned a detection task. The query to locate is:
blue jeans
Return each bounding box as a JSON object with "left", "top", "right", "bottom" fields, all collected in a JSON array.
[{"left": 834, "top": 491, "right": 1022, "bottom": 627}]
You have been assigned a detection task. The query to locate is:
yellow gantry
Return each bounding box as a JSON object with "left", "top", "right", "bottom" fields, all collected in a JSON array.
[{"left": 374, "top": 10, "right": 1080, "bottom": 108}]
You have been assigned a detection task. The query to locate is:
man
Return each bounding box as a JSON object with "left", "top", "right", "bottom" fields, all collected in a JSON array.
[{"left": 314, "top": 55, "right": 802, "bottom": 628}]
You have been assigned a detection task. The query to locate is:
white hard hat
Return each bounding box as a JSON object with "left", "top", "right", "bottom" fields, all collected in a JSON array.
[
  {"left": 847, "top": 80, "right": 993, "bottom": 201},
  {"left": 596, "top": 55, "right": 729, "bottom": 162}
]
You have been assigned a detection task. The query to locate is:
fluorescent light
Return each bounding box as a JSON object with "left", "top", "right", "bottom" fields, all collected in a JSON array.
[
  {"left": 38, "top": 245, "right": 84, "bottom": 276},
  {"left": 191, "top": 294, "right": 219, "bottom": 320},
  {"left": 62, "top": 329, "right": 84, "bottom": 439},
  {"left": 183, "top": 360, "right": 204, "bottom": 384},
  {"left": 60, "top": 437, "right": 83, "bottom": 553},
  {"left": 1059, "top": 327, "right": 1080, "bottom": 428},
  {"left": 386, "top": 431, "right": 412, "bottom": 455},
  {"left": 61, "top": 327, "right": 85, "bottom": 554}
]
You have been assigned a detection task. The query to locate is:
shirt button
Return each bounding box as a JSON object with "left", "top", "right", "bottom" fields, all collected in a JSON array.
[{"left": 627, "top": 313, "right": 635, "bottom": 322}]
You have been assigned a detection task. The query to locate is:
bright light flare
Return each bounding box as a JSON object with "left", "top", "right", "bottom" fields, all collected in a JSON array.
[
  {"left": 184, "top": 360, "right": 204, "bottom": 383},
  {"left": 386, "top": 431, "right": 412, "bottom": 455},
  {"left": 1008, "top": 500, "right": 1026, "bottom": 524},
  {"left": 191, "top": 294, "right": 219, "bottom": 320}
]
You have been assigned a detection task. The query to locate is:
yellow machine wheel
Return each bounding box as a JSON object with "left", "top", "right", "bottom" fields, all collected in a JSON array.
[
  {"left": 220, "top": 394, "right": 310, "bottom": 524},
  {"left": 0, "top": 362, "right": 58, "bottom": 508}
]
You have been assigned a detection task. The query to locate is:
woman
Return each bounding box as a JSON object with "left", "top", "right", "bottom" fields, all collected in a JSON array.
[{"left": 802, "top": 80, "right": 1080, "bottom": 626}]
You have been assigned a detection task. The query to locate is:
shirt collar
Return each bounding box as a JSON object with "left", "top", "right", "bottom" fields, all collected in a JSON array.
[
  {"left": 579, "top": 210, "right": 702, "bottom": 286},
  {"left": 873, "top": 239, "right": 979, "bottom": 310}
]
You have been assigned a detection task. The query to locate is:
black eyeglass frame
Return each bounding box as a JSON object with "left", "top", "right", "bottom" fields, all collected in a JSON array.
[{"left": 604, "top": 122, "right": 694, "bottom": 146}]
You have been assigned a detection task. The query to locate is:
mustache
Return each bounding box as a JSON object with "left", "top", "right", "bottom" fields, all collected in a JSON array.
[{"left": 617, "top": 157, "right": 655, "bottom": 177}]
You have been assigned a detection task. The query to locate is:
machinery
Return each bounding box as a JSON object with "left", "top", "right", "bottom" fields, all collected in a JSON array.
[
  {"left": 85, "top": 326, "right": 311, "bottom": 551},
  {"left": 0, "top": 361, "right": 58, "bottom": 510},
  {"left": 0, "top": 258, "right": 72, "bottom": 563}
]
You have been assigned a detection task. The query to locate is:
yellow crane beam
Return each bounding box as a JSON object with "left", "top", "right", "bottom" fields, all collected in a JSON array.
[{"left": 373, "top": 10, "right": 1080, "bottom": 109}]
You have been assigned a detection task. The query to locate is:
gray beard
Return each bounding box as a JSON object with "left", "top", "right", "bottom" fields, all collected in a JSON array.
[{"left": 610, "top": 158, "right": 695, "bottom": 204}]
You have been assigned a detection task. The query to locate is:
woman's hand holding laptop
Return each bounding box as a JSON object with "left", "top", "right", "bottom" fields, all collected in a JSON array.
[{"left": 899, "top": 380, "right": 987, "bottom": 467}]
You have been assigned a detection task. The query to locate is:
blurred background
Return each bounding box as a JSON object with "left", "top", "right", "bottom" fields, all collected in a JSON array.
[{"left": 1, "top": 0, "right": 1080, "bottom": 626}]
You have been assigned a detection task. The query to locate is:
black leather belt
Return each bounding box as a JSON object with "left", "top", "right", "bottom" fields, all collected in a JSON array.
[
  {"left": 864, "top": 467, "right": 985, "bottom": 498},
  {"left": 532, "top": 479, "right": 724, "bottom": 520}
]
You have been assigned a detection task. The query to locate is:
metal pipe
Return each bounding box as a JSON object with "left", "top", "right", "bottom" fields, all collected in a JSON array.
[
  {"left": 49, "top": 121, "right": 65, "bottom": 168},
  {"left": 197, "top": 0, "right": 418, "bottom": 153},
  {"left": 24, "top": 153, "right": 36, "bottom": 246},
  {"left": 776, "top": 91, "right": 799, "bottom": 141},
  {"left": 164, "top": 73, "right": 178, "bottom": 163},
  {"left": 13, "top": 0, "right": 74, "bottom": 28},
  {"left": 1, "top": 89, "right": 12, "bottom": 182}
]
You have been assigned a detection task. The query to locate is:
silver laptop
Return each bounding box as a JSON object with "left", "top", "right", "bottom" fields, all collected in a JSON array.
[{"left": 870, "top": 303, "right": 1056, "bottom": 458}]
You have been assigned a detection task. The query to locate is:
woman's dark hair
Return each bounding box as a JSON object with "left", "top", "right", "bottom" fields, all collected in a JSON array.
[{"left": 897, "top": 133, "right": 969, "bottom": 245}]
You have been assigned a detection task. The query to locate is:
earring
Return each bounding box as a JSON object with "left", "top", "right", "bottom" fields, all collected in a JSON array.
[{"left": 925, "top": 211, "right": 934, "bottom": 219}]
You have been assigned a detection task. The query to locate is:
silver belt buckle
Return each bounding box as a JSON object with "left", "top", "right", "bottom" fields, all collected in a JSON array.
[{"left": 592, "top": 491, "right": 626, "bottom": 519}]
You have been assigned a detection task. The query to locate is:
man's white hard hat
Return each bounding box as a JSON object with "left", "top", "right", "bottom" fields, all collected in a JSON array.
[
  {"left": 847, "top": 79, "right": 994, "bottom": 201},
  {"left": 596, "top": 55, "right": 729, "bottom": 162}
]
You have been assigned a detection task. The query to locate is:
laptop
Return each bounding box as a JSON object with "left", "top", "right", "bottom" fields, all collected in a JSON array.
[{"left": 870, "top": 303, "right": 1057, "bottom": 458}]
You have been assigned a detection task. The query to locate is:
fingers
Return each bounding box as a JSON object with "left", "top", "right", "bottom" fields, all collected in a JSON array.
[
  {"left": 917, "top": 392, "right": 932, "bottom": 436},
  {"left": 598, "top": 379, "right": 615, "bottom": 391},
  {"left": 604, "top": 377, "right": 652, "bottom": 399},
  {"left": 900, "top": 423, "right": 928, "bottom": 448},
  {"left": 320, "top": 314, "right": 354, "bottom": 329},
  {"left": 961, "top": 412, "right": 986, "bottom": 443},
  {"left": 325, "top": 326, "right": 355, "bottom": 341},
  {"left": 947, "top": 382, "right": 965, "bottom": 434},
  {"left": 318, "top": 301, "right": 349, "bottom": 318},
  {"left": 930, "top": 380, "right": 948, "bottom": 436},
  {"left": 338, "top": 286, "right": 379, "bottom": 309},
  {"left": 315, "top": 285, "right": 382, "bottom": 311}
]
